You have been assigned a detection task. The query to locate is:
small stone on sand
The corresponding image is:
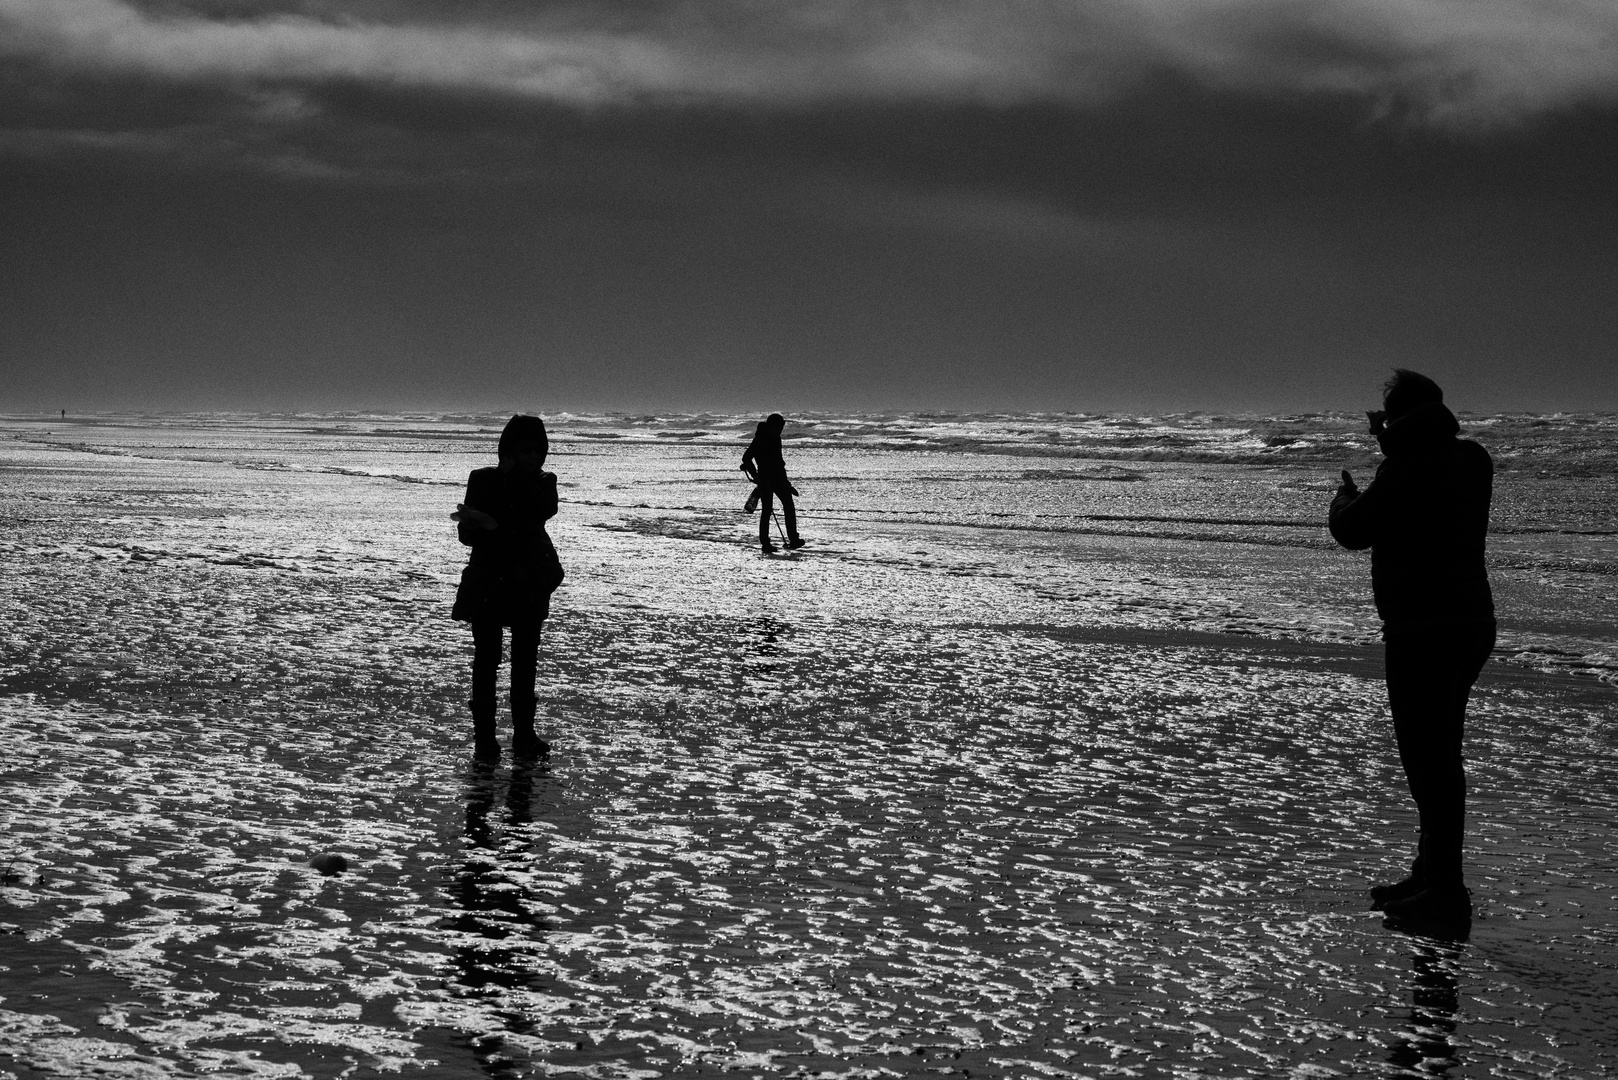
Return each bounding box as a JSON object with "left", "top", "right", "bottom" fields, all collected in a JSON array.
[{"left": 309, "top": 853, "right": 348, "bottom": 876}]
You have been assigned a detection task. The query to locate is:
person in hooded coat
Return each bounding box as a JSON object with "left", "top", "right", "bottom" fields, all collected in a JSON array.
[
  {"left": 741, "top": 412, "right": 805, "bottom": 553},
  {"left": 1330, "top": 370, "right": 1495, "bottom": 925},
  {"left": 452, "top": 415, "right": 563, "bottom": 760}
]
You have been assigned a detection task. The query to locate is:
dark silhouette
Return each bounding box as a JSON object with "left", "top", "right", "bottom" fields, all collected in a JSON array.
[
  {"left": 453, "top": 415, "right": 564, "bottom": 761},
  {"left": 1330, "top": 371, "right": 1495, "bottom": 926},
  {"left": 741, "top": 412, "right": 805, "bottom": 554}
]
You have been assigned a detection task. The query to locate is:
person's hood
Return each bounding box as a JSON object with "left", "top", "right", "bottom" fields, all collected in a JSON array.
[
  {"left": 1378, "top": 401, "right": 1460, "bottom": 457},
  {"left": 498, "top": 414, "right": 548, "bottom": 459}
]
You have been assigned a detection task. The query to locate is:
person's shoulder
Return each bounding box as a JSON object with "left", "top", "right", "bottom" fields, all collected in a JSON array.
[
  {"left": 466, "top": 465, "right": 502, "bottom": 489},
  {"left": 1455, "top": 438, "right": 1493, "bottom": 472}
]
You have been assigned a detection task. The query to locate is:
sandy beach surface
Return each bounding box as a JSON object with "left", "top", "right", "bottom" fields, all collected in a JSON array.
[{"left": 2, "top": 412, "right": 1615, "bottom": 1078}]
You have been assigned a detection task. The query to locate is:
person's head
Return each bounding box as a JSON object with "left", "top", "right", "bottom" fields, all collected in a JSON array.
[
  {"left": 765, "top": 412, "right": 785, "bottom": 432},
  {"left": 498, "top": 414, "right": 548, "bottom": 472},
  {"left": 1382, "top": 370, "right": 1443, "bottom": 421}
]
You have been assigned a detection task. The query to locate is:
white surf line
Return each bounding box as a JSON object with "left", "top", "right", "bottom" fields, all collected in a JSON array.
[
  {"left": 0, "top": 435, "right": 462, "bottom": 486},
  {"left": 568, "top": 499, "right": 1322, "bottom": 530}
]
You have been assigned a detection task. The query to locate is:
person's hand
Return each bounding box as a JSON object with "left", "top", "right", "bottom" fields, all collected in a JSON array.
[
  {"left": 452, "top": 504, "right": 499, "bottom": 530},
  {"left": 790, "top": 484, "right": 799, "bottom": 496},
  {"left": 1336, "top": 470, "right": 1358, "bottom": 498},
  {"left": 1366, "top": 410, "right": 1387, "bottom": 436}
]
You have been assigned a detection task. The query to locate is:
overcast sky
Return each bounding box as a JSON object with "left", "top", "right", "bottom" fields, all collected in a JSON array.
[{"left": 3, "top": 0, "right": 1615, "bottom": 413}]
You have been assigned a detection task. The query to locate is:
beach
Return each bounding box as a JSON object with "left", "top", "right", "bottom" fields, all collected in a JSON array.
[{"left": 1, "top": 411, "right": 1615, "bottom": 1078}]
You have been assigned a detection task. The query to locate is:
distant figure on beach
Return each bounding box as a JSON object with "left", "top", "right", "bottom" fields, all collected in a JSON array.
[
  {"left": 1330, "top": 370, "right": 1495, "bottom": 925},
  {"left": 452, "top": 415, "right": 564, "bottom": 761},
  {"left": 741, "top": 413, "right": 805, "bottom": 554}
]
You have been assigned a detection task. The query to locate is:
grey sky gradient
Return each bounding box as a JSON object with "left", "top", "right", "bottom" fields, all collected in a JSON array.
[{"left": 3, "top": 0, "right": 1615, "bottom": 412}]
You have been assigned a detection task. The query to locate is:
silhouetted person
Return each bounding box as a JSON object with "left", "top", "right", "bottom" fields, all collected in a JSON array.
[
  {"left": 452, "top": 415, "right": 563, "bottom": 761},
  {"left": 1330, "top": 370, "right": 1495, "bottom": 925},
  {"left": 741, "top": 412, "right": 804, "bottom": 553}
]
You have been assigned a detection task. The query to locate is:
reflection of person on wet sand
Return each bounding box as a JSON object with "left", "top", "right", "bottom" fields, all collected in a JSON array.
[
  {"left": 741, "top": 412, "right": 805, "bottom": 554},
  {"left": 1329, "top": 370, "right": 1495, "bottom": 926},
  {"left": 1387, "top": 940, "right": 1464, "bottom": 1073},
  {"left": 448, "top": 763, "right": 552, "bottom": 1065},
  {"left": 452, "top": 415, "right": 564, "bottom": 762},
  {"left": 454, "top": 764, "right": 547, "bottom": 986}
]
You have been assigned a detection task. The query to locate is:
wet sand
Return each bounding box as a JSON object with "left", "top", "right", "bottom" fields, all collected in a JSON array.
[{"left": 2, "top": 414, "right": 1616, "bottom": 1078}]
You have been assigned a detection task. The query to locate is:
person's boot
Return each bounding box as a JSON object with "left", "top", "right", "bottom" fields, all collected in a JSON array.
[
  {"left": 510, "top": 694, "right": 549, "bottom": 760},
  {"left": 470, "top": 698, "right": 501, "bottom": 762},
  {"left": 1385, "top": 835, "right": 1469, "bottom": 925},
  {"left": 1370, "top": 874, "right": 1424, "bottom": 910},
  {"left": 761, "top": 538, "right": 778, "bottom": 554},
  {"left": 785, "top": 536, "right": 806, "bottom": 550},
  {"left": 1370, "top": 855, "right": 1424, "bottom": 910},
  {"left": 1383, "top": 880, "right": 1472, "bottom": 925}
]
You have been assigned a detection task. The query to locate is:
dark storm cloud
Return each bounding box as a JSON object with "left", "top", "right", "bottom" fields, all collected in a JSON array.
[
  {"left": 5, "top": 0, "right": 1618, "bottom": 126},
  {"left": 5, "top": 0, "right": 1616, "bottom": 199},
  {"left": 2, "top": 0, "right": 1615, "bottom": 412}
]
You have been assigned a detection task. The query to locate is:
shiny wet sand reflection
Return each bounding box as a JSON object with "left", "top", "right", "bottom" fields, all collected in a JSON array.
[{"left": 2, "top": 416, "right": 1615, "bottom": 1077}]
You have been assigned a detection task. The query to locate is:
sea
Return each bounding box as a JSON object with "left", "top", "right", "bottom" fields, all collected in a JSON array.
[{"left": 1, "top": 410, "right": 1615, "bottom": 1079}]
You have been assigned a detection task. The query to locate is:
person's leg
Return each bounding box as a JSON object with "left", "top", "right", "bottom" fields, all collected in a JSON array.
[
  {"left": 1378, "top": 634, "right": 1439, "bottom": 904},
  {"left": 508, "top": 622, "right": 547, "bottom": 758},
  {"left": 778, "top": 486, "right": 799, "bottom": 544},
  {"left": 1386, "top": 634, "right": 1453, "bottom": 875},
  {"left": 470, "top": 622, "right": 504, "bottom": 759},
  {"left": 1422, "top": 621, "right": 1495, "bottom": 885},
  {"left": 1382, "top": 625, "right": 1492, "bottom": 919},
  {"left": 758, "top": 489, "right": 776, "bottom": 549},
  {"left": 1418, "top": 645, "right": 1467, "bottom": 889}
]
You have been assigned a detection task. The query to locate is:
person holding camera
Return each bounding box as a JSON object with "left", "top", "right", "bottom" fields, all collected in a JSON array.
[
  {"left": 1330, "top": 371, "right": 1495, "bottom": 925},
  {"left": 452, "top": 414, "right": 564, "bottom": 761}
]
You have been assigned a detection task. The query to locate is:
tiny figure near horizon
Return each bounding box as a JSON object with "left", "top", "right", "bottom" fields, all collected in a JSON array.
[
  {"left": 742, "top": 412, "right": 805, "bottom": 554},
  {"left": 1329, "top": 370, "right": 1495, "bottom": 928},
  {"left": 451, "top": 415, "right": 564, "bottom": 761}
]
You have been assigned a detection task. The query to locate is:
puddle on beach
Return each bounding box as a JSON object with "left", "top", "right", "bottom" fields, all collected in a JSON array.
[{"left": 2, "top": 414, "right": 1616, "bottom": 1078}]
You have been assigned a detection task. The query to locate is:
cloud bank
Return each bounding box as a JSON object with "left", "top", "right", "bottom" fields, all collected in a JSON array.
[{"left": 2, "top": 0, "right": 1617, "bottom": 126}]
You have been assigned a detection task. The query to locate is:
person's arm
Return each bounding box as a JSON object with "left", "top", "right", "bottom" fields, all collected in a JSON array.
[
  {"left": 538, "top": 471, "right": 559, "bottom": 522},
  {"left": 1328, "top": 463, "right": 1389, "bottom": 550},
  {"left": 456, "top": 472, "right": 499, "bottom": 547},
  {"left": 740, "top": 440, "right": 759, "bottom": 481}
]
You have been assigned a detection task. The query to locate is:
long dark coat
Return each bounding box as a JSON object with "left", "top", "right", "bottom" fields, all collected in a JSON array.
[{"left": 452, "top": 465, "right": 562, "bottom": 628}]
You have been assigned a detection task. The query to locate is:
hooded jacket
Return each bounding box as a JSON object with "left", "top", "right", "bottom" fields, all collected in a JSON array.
[
  {"left": 741, "top": 423, "right": 787, "bottom": 483},
  {"left": 1328, "top": 401, "right": 1494, "bottom": 634}
]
